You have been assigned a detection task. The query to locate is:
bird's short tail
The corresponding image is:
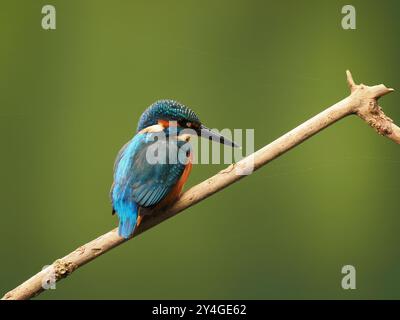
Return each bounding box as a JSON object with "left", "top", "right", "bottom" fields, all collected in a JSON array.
[{"left": 115, "top": 201, "right": 138, "bottom": 239}]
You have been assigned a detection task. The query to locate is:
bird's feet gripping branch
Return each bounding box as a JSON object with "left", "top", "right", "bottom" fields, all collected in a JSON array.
[{"left": 111, "top": 100, "right": 240, "bottom": 239}]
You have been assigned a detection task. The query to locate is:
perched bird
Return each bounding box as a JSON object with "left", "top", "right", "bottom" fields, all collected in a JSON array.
[{"left": 111, "top": 100, "right": 238, "bottom": 238}]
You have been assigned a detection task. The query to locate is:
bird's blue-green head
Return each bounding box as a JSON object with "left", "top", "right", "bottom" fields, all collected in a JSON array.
[{"left": 137, "top": 100, "right": 239, "bottom": 147}]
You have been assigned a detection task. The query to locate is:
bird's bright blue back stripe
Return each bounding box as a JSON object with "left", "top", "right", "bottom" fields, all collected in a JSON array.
[{"left": 112, "top": 135, "right": 145, "bottom": 238}]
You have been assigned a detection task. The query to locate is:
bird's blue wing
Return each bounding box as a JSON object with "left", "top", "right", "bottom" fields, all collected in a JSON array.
[
  {"left": 112, "top": 133, "right": 187, "bottom": 238},
  {"left": 112, "top": 133, "right": 187, "bottom": 209}
]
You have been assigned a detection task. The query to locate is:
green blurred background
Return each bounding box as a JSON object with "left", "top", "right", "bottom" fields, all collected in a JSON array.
[{"left": 1, "top": 0, "right": 399, "bottom": 299}]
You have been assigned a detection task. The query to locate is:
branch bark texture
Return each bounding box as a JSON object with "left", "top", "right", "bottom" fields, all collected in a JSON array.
[{"left": 2, "top": 71, "right": 398, "bottom": 300}]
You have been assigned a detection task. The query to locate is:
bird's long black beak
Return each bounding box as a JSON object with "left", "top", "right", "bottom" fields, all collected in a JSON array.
[{"left": 197, "top": 124, "right": 240, "bottom": 148}]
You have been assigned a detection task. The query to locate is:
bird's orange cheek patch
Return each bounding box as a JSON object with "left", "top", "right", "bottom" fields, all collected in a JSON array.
[{"left": 158, "top": 120, "right": 175, "bottom": 128}]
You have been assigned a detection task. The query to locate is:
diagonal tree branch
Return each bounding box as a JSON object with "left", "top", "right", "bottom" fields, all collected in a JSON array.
[{"left": 2, "top": 71, "right": 398, "bottom": 300}]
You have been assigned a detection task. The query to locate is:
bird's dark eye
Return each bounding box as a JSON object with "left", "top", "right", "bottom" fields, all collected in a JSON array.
[
  {"left": 178, "top": 120, "right": 193, "bottom": 128},
  {"left": 178, "top": 120, "right": 199, "bottom": 129}
]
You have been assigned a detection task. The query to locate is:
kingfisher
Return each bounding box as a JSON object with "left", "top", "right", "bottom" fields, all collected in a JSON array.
[{"left": 111, "top": 99, "right": 238, "bottom": 239}]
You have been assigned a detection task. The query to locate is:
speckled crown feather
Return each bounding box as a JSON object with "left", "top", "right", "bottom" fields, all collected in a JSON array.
[{"left": 136, "top": 100, "right": 201, "bottom": 132}]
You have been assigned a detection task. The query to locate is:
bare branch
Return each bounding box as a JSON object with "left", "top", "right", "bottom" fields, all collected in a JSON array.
[
  {"left": 2, "top": 71, "right": 398, "bottom": 300},
  {"left": 347, "top": 71, "right": 399, "bottom": 143},
  {"left": 346, "top": 70, "right": 356, "bottom": 92}
]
